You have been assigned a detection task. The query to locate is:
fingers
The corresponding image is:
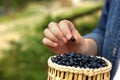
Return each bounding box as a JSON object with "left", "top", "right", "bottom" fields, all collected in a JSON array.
[
  {"left": 58, "top": 20, "right": 72, "bottom": 40},
  {"left": 48, "top": 22, "right": 64, "bottom": 41},
  {"left": 42, "top": 37, "right": 58, "bottom": 47},
  {"left": 46, "top": 22, "right": 67, "bottom": 45},
  {"left": 63, "top": 20, "right": 83, "bottom": 44},
  {"left": 71, "top": 29, "right": 83, "bottom": 44},
  {"left": 43, "top": 20, "right": 81, "bottom": 47},
  {"left": 61, "top": 20, "right": 75, "bottom": 32},
  {"left": 44, "top": 28, "right": 58, "bottom": 42}
]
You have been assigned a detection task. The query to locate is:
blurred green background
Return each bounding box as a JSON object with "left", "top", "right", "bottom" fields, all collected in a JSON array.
[{"left": 0, "top": 0, "right": 104, "bottom": 80}]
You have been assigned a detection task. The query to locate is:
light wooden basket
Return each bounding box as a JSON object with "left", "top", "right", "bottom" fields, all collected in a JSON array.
[{"left": 47, "top": 56, "right": 112, "bottom": 80}]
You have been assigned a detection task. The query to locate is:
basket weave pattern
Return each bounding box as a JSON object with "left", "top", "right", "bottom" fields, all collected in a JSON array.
[{"left": 47, "top": 56, "right": 112, "bottom": 80}]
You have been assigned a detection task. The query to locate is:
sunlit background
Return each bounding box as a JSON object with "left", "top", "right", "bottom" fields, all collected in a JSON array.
[{"left": 0, "top": 0, "right": 104, "bottom": 80}]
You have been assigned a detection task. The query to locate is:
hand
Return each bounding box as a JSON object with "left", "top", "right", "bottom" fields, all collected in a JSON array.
[{"left": 42, "top": 20, "right": 86, "bottom": 54}]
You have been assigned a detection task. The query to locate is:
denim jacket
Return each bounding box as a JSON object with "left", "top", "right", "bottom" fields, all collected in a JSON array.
[{"left": 84, "top": 0, "right": 120, "bottom": 80}]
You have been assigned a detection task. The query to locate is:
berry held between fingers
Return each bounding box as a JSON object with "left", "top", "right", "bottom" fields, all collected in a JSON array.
[
  {"left": 71, "top": 37, "right": 76, "bottom": 42},
  {"left": 51, "top": 51, "right": 107, "bottom": 69}
]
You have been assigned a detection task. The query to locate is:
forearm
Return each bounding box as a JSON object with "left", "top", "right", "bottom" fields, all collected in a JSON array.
[{"left": 80, "top": 38, "right": 98, "bottom": 56}]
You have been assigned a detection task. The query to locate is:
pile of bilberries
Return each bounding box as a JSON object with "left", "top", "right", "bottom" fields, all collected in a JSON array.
[{"left": 51, "top": 52, "right": 107, "bottom": 69}]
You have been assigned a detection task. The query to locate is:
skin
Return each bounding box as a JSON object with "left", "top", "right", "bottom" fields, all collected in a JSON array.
[{"left": 42, "top": 20, "right": 97, "bottom": 55}]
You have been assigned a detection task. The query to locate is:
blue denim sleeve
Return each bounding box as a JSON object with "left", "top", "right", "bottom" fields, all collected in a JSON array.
[{"left": 84, "top": 0, "right": 110, "bottom": 55}]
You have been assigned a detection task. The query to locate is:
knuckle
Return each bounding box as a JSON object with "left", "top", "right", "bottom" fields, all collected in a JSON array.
[
  {"left": 59, "top": 20, "right": 68, "bottom": 27},
  {"left": 55, "top": 32, "right": 60, "bottom": 37},
  {"left": 54, "top": 31, "right": 62, "bottom": 37},
  {"left": 64, "top": 20, "right": 71, "bottom": 23},
  {"left": 43, "top": 28, "right": 48, "bottom": 35},
  {"left": 59, "top": 20, "right": 65, "bottom": 25},
  {"left": 48, "top": 22, "right": 56, "bottom": 28},
  {"left": 59, "top": 20, "right": 68, "bottom": 24},
  {"left": 62, "top": 19, "right": 68, "bottom": 23}
]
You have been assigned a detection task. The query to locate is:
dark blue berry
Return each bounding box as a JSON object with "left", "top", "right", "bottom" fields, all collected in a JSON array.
[
  {"left": 51, "top": 52, "right": 107, "bottom": 69},
  {"left": 71, "top": 37, "right": 76, "bottom": 42}
]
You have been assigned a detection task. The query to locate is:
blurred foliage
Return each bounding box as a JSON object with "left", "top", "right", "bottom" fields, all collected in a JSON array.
[
  {"left": 0, "top": 0, "right": 55, "bottom": 15},
  {"left": 0, "top": 5, "right": 102, "bottom": 80},
  {"left": 35, "top": 15, "right": 52, "bottom": 33},
  {"left": 52, "top": 4, "right": 102, "bottom": 22},
  {"left": 0, "top": 34, "right": 53, "bottom": 80},
  {"left": 0, "top": 0, "right": 55, "bottom": 7},
  {"left": 0, "top": 4, "right": 48, "bottom": 22},
  {"left": 75, "top": 12, "right": 100, "bottom": 35},
  {"left": 0, "top": 1, "right": 2, "bottom": 6}
]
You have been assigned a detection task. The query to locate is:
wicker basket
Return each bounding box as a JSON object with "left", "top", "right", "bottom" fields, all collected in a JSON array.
[{"left": 47, "top": 56, "right": 112, "bottom": 80}]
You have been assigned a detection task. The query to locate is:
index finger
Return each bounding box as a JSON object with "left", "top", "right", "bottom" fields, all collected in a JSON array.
[{"left": 58, "top": 20, "right": 75, "bottom": 40}]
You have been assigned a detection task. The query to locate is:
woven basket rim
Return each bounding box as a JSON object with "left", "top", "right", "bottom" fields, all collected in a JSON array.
[{"left": 48, "top": 56, "right": 112, "bottom": 77}]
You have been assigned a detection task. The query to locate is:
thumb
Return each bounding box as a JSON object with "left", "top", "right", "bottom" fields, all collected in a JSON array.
[
  {"left": 71, "top": 28, "right": 84, "bottom": 45},
  {"left": 65, "top": 20, "right": 84, "bottom": 44}
]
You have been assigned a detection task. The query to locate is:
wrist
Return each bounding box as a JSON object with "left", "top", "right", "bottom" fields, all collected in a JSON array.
[
  {"left": 79, "top": 38, "right": 98, "bottom": 55},
  {"left": 79, "top": 38, "right": 89, "bottom": 54}
]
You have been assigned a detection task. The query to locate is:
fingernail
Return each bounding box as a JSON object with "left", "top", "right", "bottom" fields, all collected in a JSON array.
[
  {"left": 66, "top": 34, "right": 71, "bottom": 40},
  {"left": 52, "top": 43, "right": 58, "bottom": 47},
  {"left": 62, "top": 37, "right": 67, "bottom": 43}
]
